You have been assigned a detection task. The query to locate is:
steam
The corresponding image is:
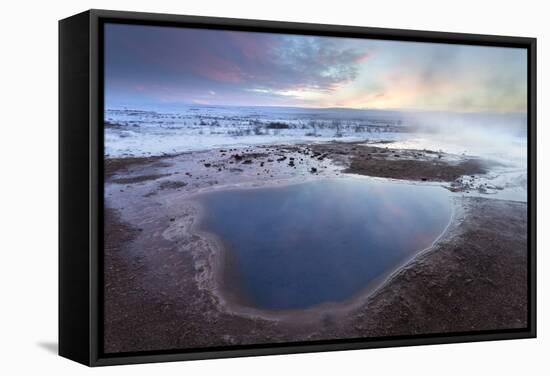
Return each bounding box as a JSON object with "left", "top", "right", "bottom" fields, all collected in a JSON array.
[
  {"left": 400, "top": 111, "right": 527, "bottom": 165},
  {"left": 390, "top": 110, "right": 528, "bottom": 202}
]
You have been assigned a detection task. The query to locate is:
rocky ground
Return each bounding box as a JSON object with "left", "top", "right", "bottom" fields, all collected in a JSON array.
[
  {"left": 349, "top": 197, "right": 528, "bottom": 337},
  {"left": 102, "top": 140, "right": 528, "bottom": 353}
]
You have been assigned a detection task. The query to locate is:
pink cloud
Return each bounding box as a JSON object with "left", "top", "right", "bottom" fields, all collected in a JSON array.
[
  {"left": 226, "top": 31, "right": 271, "bottom": 61},
  {"left": 192, "top": 49, "right": 245, "bottom": 83},
  {"left": 354, "top": 52, "right": 370, "bottom": 63}
]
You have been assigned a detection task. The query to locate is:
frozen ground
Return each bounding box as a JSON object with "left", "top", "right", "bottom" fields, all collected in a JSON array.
[
  {"left": 387, "top": 131, "right": 527, "bottom": 202},
  {"left": 104, "top": 105, "right": 527, "bottom": 202},
  {"left": 103, "top": 106, "right": 528, "bottom": 352},
  {"left": 104, "top": 106, "right": 408, "bottom": 157}
]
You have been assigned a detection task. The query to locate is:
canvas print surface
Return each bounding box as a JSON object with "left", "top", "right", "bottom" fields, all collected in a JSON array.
[{"left": 102, "top": 23, "right": 528, "bottom": 354}]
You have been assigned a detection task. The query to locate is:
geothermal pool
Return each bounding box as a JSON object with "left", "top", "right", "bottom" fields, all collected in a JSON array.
[{"left": 197, "top": 178, "right": 452, "bottom": 310}]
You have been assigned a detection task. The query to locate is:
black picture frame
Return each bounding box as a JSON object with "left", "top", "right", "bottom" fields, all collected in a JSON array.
[{"left": 59, "top": 9, "right": 537, "bottom": 367}]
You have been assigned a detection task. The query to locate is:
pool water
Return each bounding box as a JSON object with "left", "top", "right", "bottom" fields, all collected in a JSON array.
[{"left": 197, "top": 178, "right": 452, "bottom": 310}]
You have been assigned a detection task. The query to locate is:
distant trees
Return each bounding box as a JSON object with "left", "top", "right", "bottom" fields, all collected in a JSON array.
[
  {"left": 307, "top": 120, "right": 318, "bottom": 136},
  {"left": 265, "top": 122, "right": 290, "bottom": 129},
  {"left": 253, "top": 125, "right": 264, "bottom": 135},
  {"left": 332, "top": 120, "right": 343, "bottom": 138}
]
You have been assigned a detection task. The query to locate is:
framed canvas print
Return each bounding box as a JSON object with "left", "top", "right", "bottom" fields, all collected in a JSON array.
[{"left": 59, "top": 9, "right": 536, "bottom": 366}]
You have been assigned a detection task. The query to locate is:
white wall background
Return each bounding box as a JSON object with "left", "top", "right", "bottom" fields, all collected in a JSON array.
[{"left": 0, "top": 0, "right": 547, "bottom": 373}]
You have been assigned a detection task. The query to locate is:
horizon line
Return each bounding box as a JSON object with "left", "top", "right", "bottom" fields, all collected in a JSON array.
[{"left": 105, "top": 102, "right": 527, "bottom": 116}]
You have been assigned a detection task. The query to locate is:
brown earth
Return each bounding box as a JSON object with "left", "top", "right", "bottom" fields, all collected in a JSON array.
[
  {"left": 104, "top": 155, "right": 173, "bottom": 179},
  {"left": 350, "top": 197, "right": 528, "bottom": 336},
  {"left": 310, "top": 141, "right": 488, "bottom": 182},
  {"left": 102, "top": 142, "right": 528, "bottom": 353}
]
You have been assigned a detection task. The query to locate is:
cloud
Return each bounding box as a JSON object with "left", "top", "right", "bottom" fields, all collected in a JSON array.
[
  {"left": 105, "top": 24, "right": 371, "bottom": 104},
  {"left": 254, "top": 36, "right": 370, "bottom": 93},
  {"left": 331, "top": 42, "right": 527, "bottom": 112},
  {"left": 104, "top": 24, "right": 527, "bottom": 112}
]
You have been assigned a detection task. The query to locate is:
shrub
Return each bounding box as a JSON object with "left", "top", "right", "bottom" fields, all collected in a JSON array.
[{"left": 266, "top": 122, "right": 290, "bottom": 129}]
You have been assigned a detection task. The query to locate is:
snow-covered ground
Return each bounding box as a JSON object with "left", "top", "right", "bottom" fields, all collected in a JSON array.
[
  {"left": 104, "top": 106, "right": 409, "bottom": 157},
  {"left": 388, "top": 126, "right": 527, "bottom": 202},
  {"left": 104, "top": 105, "right": 528, "bottom": 201}
]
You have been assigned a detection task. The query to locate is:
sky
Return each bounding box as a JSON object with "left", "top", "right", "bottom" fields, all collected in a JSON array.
[{"left": 104, "top": 23, "right": 527, "bottom": 113}]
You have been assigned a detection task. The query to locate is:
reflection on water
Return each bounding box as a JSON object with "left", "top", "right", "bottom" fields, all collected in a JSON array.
[{"left": 197, "top": 178, "right": 452, "bottom": 310}]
